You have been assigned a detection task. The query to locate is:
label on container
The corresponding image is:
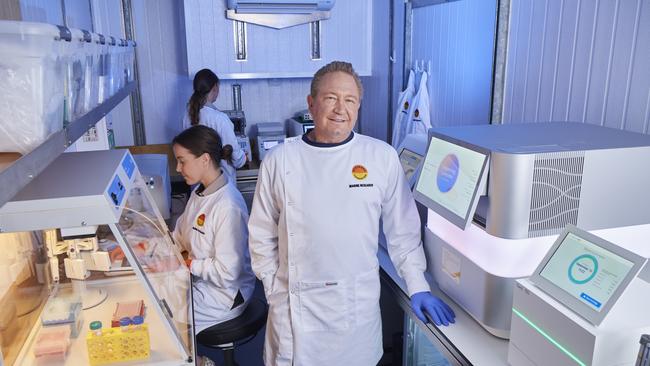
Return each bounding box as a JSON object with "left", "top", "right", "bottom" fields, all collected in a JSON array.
[{"left": 441, "top": 247, "right": 461, "bottom": 284}]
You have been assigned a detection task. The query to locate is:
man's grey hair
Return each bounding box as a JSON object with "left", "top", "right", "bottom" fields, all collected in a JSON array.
[{"left": 310, "top": 61, "right": 364, "bottom": 99}]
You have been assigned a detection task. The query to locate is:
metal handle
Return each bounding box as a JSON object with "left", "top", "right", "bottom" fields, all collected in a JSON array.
[
  {"left": 234, "top": 20, "right": 247, "bottom": 61},
  {"left": 232, "top": 84, "right": 242, "bottom": 111},
  {"left": 310, "top": 21, "right": 321, "bottom": 60}
]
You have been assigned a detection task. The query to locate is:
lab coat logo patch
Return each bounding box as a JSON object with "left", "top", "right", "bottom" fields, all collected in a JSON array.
[
  {"left": 196, "top": 214, "right": 206, "bottom": 227},
  {"left": 352, "top": 165, "right": 368, "bottom": 180}
]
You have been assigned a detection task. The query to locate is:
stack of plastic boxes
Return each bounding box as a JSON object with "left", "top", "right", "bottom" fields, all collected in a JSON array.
[
  {"left": 96, "top": 33, "right": 108, "bottom": 104},
  {"left": 106, "top": 36, "right": 118, "bottom": 98},
  {"left": 0, "top": 21, "right": 66, "bottom": 155},
  {"left": 83, "top": 31, "right": 101, "bottom": 113},
  {"left": 65, "top": 28, "right": 88, "bottom": 122},
  {"left": 0, "top": 20, "right": 136, "bottom": 155}
]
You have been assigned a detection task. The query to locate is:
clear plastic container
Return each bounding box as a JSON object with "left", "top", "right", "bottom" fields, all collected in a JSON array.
[
  {"left": 96, "top": 33, "right": 109, "bottom": 103},
  {"left": 83, "top": 31, "right": 101, "bottom": 113},
  {"left": 125, "top": 40, "right": 136, "bottom": 83},
  {"left": 0, "top": 21, "right": 66, "bottom": 154},
  {"left": 115, "top": 39, "right": 126, "bottom": 92},
  {"left": 64, "top": 28, "right": 88, "bottom": 122},
  {"left": 106, "top": 36, "right": 119, "bottom": 97}
]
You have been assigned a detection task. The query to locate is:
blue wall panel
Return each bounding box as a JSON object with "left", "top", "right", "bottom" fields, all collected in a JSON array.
[
  {"left": 20, "top": 0, "right": 63, "bottom": 24},
  {"left": 410, "top": 0, "right": 497, "bottom": 127}
]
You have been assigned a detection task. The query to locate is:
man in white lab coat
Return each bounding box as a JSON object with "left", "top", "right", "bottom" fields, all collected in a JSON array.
[{"left": 248, "top": 61, "right": 455, "bottom": 366}]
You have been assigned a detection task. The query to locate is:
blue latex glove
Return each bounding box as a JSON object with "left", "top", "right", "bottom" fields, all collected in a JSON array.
[{"left": 411, "top": 291, "right": 456, "bottom": 326}]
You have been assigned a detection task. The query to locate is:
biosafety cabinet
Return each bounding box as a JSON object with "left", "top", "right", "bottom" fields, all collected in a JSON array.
[
  {"left": 0, "top": 149, "right": 194, "bottom": 365},
  {"left": 413, "top": 122, "right": 650, "bottom": 339}
]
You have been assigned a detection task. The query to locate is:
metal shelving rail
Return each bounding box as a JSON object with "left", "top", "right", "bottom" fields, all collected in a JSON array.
[{"left": 0, "top": 81, "right": 136, "bottom": 208}]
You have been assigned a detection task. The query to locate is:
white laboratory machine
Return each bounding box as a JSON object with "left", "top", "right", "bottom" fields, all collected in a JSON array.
[
  {"left": 378, "top": 134, "right": 428, "bottom": 251},
  {"left": 256, "top": 122, "right": 286, "bottom": 161},
  {"left": 508, "top": 225, "right": 650, "bottom": 366},
  {"left": 224, "top": 109, "right": 253, "bottom": 162},
  {"left": 0, "top": 149, "right": 194, "bottom": 365},
  {"left": 286, "top": 117, "right": 315, "bottom": 137},
  {"left": 133, "top": 154, "right": 172, "bottom": 220},
  {"left": 397, "top": 134, "right": 429, "bottom": 190},
  {"left": 413, "top": 122, "right": 650, "bottom": 338}
]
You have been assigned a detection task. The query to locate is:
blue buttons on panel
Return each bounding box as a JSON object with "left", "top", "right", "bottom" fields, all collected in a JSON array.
[
  {"left": 108, "top": 175, "right": 126, "bottom": 207},
  {"left": 580, "top": 293, "right": 602, "bottom": 309},
  {"left": 122, "top": 153, "right": 136, "bottom": 179}
]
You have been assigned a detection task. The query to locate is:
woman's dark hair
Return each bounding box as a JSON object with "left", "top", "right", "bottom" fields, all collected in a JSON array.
[
  {"left": 173, "top": 125, "right": 233, "bottom": 166},
  {"left": 188, "top": 69, "right": 219, "bottom": 126}
]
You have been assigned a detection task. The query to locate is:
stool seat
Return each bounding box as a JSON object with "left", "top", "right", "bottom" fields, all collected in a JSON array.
[{"left": 196, "top": 298, "right": 268, "bottom": 347}]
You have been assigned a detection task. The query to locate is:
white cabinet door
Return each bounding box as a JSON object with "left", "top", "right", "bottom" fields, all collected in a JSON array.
[{"left": 184, "top": 0, "right": 371, "bottom": 79}]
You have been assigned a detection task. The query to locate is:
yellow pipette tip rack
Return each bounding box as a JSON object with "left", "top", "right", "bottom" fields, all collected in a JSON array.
[{"left": 86, "top": 323, "right": 150, "bottom": 365}]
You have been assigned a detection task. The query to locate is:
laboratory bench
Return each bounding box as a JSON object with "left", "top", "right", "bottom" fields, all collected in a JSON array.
[
  {"left": 12, "top": 276, "right": 191, "bottom": 366},
  {"left": 378, "top": 243, "right": 509, "bottom": 366}
]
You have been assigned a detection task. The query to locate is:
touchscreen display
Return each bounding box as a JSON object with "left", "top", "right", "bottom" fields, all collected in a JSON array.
[
  {"left": 399, "top": 148, "right": 423, "bottom": 182},
  {"left": 415, "top": 136, "right": 487, "bottom": 222},
  {"left": 539, "top": 232, "right": 635, "bottom": 311}
]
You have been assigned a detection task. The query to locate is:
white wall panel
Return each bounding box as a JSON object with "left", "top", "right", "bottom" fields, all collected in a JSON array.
[
  {"left": 91, "top": 0, "right": 123, "bottom": 38},
  {"left": 359, "top": 0, "right": 390, "bottom": 141},
  {"left": 20, "top": 0, "right": 62, "bottom": 24},
  {"left": 217, "top": 79, "right": 312, "bottom": 129},
  {"left": 132, "top": 0, "right": 189, "bottom": 144},
  {"left": 91, "top": 0, "right": 133, "bottom": 146},
  {"left": 64, "top": 0, "right": 92, "bottom": 30},
  {"left": 503, "top": 0, "right": 650, "bottom": 134},
  {"left": 20, "top": 0, "right": 92, "bottom": 29},
  {"left": 410, "top": 0, "right": 497, "bottom": 127},
  {"left": 184, "top": 0, "right": 371, "bottom": 78}
]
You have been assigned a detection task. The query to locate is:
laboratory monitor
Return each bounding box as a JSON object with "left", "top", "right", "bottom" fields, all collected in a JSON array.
[
  {"left": 530, "top": 224, "right": 646, "bottom": 325},
  {"left": 398, "top": 147, "right": 423, "bottom": 188},
  {"left": 413, "top": 132, "right": 489, "bottom": 230}
]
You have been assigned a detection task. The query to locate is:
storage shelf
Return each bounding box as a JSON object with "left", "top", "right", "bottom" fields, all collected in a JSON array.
[{"left": 0, "top": 82, "right": 136, "bottom": 208}]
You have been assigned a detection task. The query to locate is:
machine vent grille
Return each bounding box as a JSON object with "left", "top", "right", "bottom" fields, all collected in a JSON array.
[{"left": 528, "top": 152, "right": 584, "bottom": 237}]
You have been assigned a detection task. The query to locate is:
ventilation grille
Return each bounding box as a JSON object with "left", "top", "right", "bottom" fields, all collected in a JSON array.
[{"left": 528, "top": 152, "right": 584, "bottom": 237}]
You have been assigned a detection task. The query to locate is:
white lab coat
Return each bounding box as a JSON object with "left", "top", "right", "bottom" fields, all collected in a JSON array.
[
  {"left": 173, "top": 173, "right": 256, "bottom": 333},
  {"left": 392, "top": 69, "right": 416, "bottom": 148},
  {"left": 248, "top": 133, "right": 430, "bottom": 365},
  {"left": 182, "top": 105, "right": 246, "bottom": 183},
  {"left": 409, "top": 71, "right": 432, "bottom": 136}
]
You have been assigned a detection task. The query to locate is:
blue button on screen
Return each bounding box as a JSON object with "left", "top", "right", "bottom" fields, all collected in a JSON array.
[{"left": 580, "top": 293, "right": 602, "bottom": 308}]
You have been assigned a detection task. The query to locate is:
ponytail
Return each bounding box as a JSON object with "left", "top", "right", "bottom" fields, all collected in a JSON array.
[
  {"left": 187, "top": 69, "right": 220, "bottom": 126},
  {"left": 188, "top": 91, "right": 206, "bottom": 126},
  {"left": 221, "top": 144, "right": 233, "bottom": 165}
]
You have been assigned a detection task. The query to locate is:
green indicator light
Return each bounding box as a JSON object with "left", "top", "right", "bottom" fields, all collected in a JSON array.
[{"left": 512, "top": 308, "right": 587, "bottom": 366}]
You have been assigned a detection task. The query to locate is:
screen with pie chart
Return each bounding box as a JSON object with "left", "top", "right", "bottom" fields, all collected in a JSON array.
[
  {"left": 539, "top": 232, "right": 635, "bottom": 312},
  {"left": 414, "top": 134, "right": 489, "bottom": 229}
]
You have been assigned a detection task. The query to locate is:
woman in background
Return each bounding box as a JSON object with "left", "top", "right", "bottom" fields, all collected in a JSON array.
[
  {"left": 172, "top": 125, "right": 255, "bottom": 364},
  {"left": 183, "top": 69, "right": 246, "bottom": 183}
]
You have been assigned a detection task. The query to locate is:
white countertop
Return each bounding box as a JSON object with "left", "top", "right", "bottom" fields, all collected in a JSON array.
[{"left": 14, "top": 276, "right": 193, "bottom": 366}]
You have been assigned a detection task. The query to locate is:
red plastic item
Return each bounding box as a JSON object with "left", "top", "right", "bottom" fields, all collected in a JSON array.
[{"left": 111, "top": 300, "right": 145, "bottom": 328}]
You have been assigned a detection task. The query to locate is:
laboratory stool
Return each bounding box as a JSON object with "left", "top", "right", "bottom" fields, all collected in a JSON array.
[{"left": 196, "top": 298, "right": 268, "bottom": 366}]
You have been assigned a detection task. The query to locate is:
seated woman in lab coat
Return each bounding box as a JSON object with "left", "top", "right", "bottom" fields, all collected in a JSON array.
[
  {"left": 183, "top": 69, "right": 247, "bottom": 183},
  {"left": 171, "top": 125, "right": 256, "bottom": 335}
]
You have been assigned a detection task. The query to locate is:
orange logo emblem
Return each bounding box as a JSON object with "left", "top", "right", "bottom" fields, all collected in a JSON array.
[
  {"left": 196, "top": 214, "right": 205, "bottom": 227},
  {"left": 352, "top": 165, "right": 368, "bottom": 180}
]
